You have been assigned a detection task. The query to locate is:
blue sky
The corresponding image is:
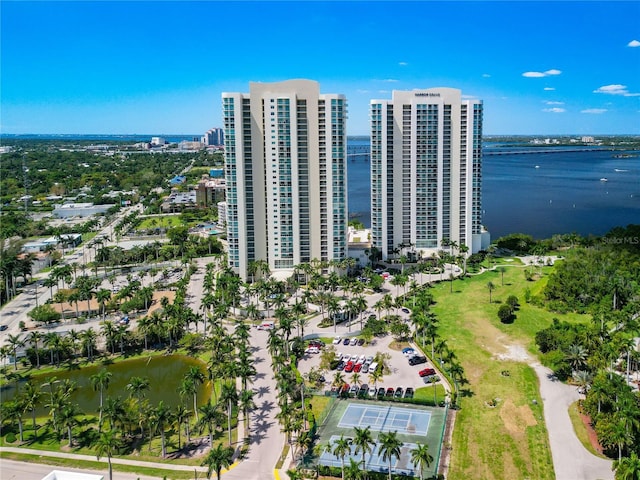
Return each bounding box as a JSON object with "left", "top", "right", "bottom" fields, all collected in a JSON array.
[{"left": 1, "top": 1, "right": 639, "bottom": 135}]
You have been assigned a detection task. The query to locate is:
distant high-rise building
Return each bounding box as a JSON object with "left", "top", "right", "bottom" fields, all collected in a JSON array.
[
  {"left": 202, "top": 128, "right": 224, "bottom": 146},
  {"left": 222, "top": 80, "right": 348, "bottom": 280},
  {"left": 370, "top": 88, "right": 489, "bottom": 260}
]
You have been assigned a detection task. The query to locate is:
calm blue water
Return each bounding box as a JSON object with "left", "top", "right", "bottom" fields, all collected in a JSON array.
[{"left": 347, "top": 138, "right": 640, "bottom": 239}]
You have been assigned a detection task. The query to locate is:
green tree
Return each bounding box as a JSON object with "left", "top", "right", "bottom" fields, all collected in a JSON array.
[
  {"left": 330, "top": 435, "right": 352, "bottom": 480},
  {"left": 614, "top": 451, "right": 640, "bottom": 480},
  {"left": 353, "top": 426, "right": 374, "bottom": 479},
  {"left": 486, "top": 281, "right": 495, "bottom": 303},
  {"left": 90, "top": 368, "right": 112, "bottom": 431},
  {"left": 410, "top": 443, "right": 434, "bottom": 480},
  {"left": 95, "top": 430, "right": 122, "bottom": 480},
  {"left": 202, "top": 443, "right": 234, "bottom": 480},
  {"left": 378, "top": 431, "right": 402, "bottom": 480}
]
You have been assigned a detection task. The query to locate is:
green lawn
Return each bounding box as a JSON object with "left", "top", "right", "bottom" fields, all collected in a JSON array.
[
  {"left": 138, "top": 215, "right": 183, "bottom": 230},
  {"left": 427, "top": 261, "right": 590, "bottom": 480}
]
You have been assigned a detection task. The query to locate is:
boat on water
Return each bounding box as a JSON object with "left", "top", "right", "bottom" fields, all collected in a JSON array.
[
  {"left": 614, "top": 169, "right": 629, "bottom": 172},
  {"left": 600, "top": 178, "right": 608, "bottom": 182},
  {"left": 535, "top": 165, "right": 540, "bottom": 169}
]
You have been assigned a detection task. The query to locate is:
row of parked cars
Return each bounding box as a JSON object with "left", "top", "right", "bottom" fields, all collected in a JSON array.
[
  {"left": 333, "top": 336, "right": 366, "bottom": 347},
  {"left": 334, "top": 352, "right": 379, "bottom": 374},
  {"left": 333, "top": 383, "right": 415, "bottom": 399}
]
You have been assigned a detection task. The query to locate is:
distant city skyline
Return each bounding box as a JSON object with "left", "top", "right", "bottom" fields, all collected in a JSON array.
[{"left": 1, "top": 1, "right": 639, "bottom": 135}]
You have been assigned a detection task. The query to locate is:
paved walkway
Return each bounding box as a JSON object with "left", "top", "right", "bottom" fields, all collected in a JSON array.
[{"left": 531, "top": 362, "right": 613, "bottom": 480}]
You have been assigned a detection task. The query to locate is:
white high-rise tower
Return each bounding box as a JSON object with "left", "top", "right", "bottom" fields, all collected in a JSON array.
[
  {"left": 370, "top": 88, "right": 489, "bottom": 260},
  {"left": 222, "top": 80, "right": 348, "bottom": 280}
]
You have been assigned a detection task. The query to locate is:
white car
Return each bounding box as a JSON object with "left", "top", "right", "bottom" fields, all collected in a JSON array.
[
  {"left": 349, "top": 338, "right": 358, "bottom": 346},
  {"left": 366, "top": 355, "right": 374, "bottom": 363},
  {"left": 305, "top": 346, "right": 320, "bottom": 354},
  {"left": 332, "top": 336, "right": 342, "bottom": 344},
  {"left": 357, "top": 354, "right": 366, "bottom": 364}
]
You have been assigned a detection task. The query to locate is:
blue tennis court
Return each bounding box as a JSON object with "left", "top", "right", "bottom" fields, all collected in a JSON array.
[
  {"left": 339, "top": 403, "right": 431, "bottom": 436},
  {"left": 319, "top": 435, "right": 420, "bottom": 476}
]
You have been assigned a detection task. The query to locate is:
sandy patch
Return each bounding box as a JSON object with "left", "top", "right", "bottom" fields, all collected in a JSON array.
[
  {"left": 496, "top": 343, "right": 532, "bottom": 362},
  {"left": 500, "top": 399, "right": 538, "bottom": 436}
]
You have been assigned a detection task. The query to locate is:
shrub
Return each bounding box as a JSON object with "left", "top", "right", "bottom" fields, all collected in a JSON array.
[{"left": 5, "top": 432, "right": 17, "bottom": 443}]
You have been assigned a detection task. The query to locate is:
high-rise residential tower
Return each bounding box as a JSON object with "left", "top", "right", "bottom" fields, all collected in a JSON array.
[
  {"left": 370, "top": 88, "right": 489, "bottom": 260},
  {"left": 222, "top": 80, "right": 348, "bottom": 280}
]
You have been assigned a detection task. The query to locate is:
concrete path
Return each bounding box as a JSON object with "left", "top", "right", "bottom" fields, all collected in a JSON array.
[{"left": 531, "top": 362, "right": 613, "bottom": 480}]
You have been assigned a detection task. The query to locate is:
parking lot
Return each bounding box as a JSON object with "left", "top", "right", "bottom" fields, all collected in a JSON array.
[{"left": 297, "top": 333, "right": 443, "bottom": 398}]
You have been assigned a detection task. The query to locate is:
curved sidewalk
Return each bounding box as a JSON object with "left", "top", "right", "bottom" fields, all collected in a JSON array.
[{"left": 531, "top": 362, "right": 613, "bottom": 480}]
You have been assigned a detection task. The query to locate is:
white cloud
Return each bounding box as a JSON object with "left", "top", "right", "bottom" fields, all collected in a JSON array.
[
  {"left": 543, "top": 107, "right": 566, "bottom": 113},
  {"left": 593, "top": 84, "right": 640, "bottom": 97},
  {"left": 544, "top": 87, "right": 556, "bottom": 91},
  {"left": 545, "top": 101, "right": 564, "bottom": 105},
  {"left": 523, "top": 69, "right": 562, "bottom": 78},
  {"left": 581, "top": 108, "right": 607, "bottom": 114},
  {"left": 628, "top": 39, "right": 640, "bottom": 47},
  {"left": 356, "top": 89, "right": 371, "bottom": 94},
  {"left": 523, "top": 71, "right": 547, "bottom": 78},
  {"left": 398, "top": 62, "right": 408, "bottom": 66},
  {"left": 382, "top": 78, "right": 398, "bottom": 83},
  {"left": 482, "top": 73, "right": 491, "bottom": 78}
]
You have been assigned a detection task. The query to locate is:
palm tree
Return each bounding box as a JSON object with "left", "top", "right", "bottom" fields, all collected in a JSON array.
[
  {"left": 184, "top": 366, "right": 206, "bottom": 420},
  {"left": 220, "top": 383, "right": 238, "bottom": 446},
  {"left": 566, "top": 343, "right": 588, "bottom": 372},
  {"left": 90, "top": 368, "right": 112, "bottom": 431},
  {"left": 353, "top": 426, "right": 374, "bottom": 479},
  {"left": 613, "top": 451, "right": 640, "bottom": 480},
  {"left": 27, "top": 331, "right": 42, "bottom": 369},
  {"left": 378, "top": 431, "right": 402, "bottom": 480},
  {"left": 239, "top": 388, "right": 256, "bottom": 433},
  {"left": 21, "top": 382, "right": 41, "bottom": 432},
  {"left": 174, "top": 404, "right": 190, "bottom": 449},
  {"left": 59, "top": 402, "right": 82, "bottom": 447},
  {"left": 486, "top": 281, "right": 495, "bottom": 303},
  {"left": 330, "top": 435, "right": 352, "bottom": 480},
  {"left": 152, "top": 400, "right": 173, "bottom": 458},
  {"left": 197, "top": 401, "right": 221, "bottom": 446},
  {"left": 4, "top": 334, "right": 25, "bottom": 371},
  {"left": 410, "top": 443, "right": 434, "bottom": 480},
  {"left": 95, "top": 430, "right": 122, "bottom": 480},
  {"left": 202, "top": 443, "right": 234, "bottom": 480}
]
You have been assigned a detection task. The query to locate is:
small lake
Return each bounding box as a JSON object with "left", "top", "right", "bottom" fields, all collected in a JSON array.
[{"left": 1, "top": 354, "right": 211, "bottom": 415}]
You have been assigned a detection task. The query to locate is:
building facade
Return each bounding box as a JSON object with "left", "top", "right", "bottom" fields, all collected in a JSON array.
[
  {"left": 202, "top": 128, "right": 225, "bottom": 146},
  {"left": 370, "top": 88, "right": 489, "bottom": 260},
  {"left": 222, "top": 80, "right": 347, "bottom": 280}
]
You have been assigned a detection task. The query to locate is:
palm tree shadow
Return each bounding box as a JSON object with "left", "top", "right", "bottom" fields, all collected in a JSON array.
[
  {"left": 254, "top": 385, "right": 270, "bottom": 398},
  {"left": 459, "top": 388, "right": 474, "bottom": 398}
]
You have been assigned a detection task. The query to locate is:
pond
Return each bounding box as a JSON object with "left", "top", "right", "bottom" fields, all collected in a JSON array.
[{"left": 1, "top": 354, "right": 211, "bottom": 416}]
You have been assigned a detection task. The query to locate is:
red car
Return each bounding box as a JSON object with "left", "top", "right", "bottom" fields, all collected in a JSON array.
[
  {"left": 340, "top": 383, "right": 350, "bottom": 394},
  {"left": 344, "top": 362, "right": 355, "bottom": 373},
  {"left": 354, "top": 363, "right": 363, "bottom": 373},
  {"left": 419, "top": 368, "right": 436, "bottom": 377}
]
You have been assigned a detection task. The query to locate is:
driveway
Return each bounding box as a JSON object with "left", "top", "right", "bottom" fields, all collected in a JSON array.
[{"left": 531, "top": 362, "right": 613, "bottom": 480}]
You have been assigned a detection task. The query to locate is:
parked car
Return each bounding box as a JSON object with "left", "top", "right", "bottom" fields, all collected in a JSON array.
[
  {"left": 401, "top": 307, "right": 411, "bottom": 314},
  {"left": 336, "top": 361, "right": 345, "bottom": 371},
  {"left": 423, "top": 375, "right": 439, "bottom": 384},
  {"left": 305, "top": 346, "right": 320, "bottom": 354},
  {"left": 308, "top": 340, "right": 323, "bottom": 348},
  {"left": 359, "top": 384, "right": 369, "bottom": 396},
  {"left": 0, "top": 325, "right": 8, "bottom": 331},
  {"left": 404, "top": 387, "right": 415, "bottom": 398},
  {"left": 349, "top": 338, "right": 358, "bottom": 346},
  {"left": 377, "top": 387, "right": 386, "bottom": 397},
  {"left": 369, "top": 386, "right": 378, "bottom": 397},
  {"left": 394, "top": 387, "right": 404, "bottom": 398},
  {"left": 357, "top": 354, "right": 366, "bottom": 364},
  {"left": 402, "top": 347, "right": 416, "bottom": 357},
  {"left": 340, "top": 384, "right": 350, "bottom": 395},
  {"left": 354, "top": 363, "right": 362, "bottom": 373},
  {"left": 349, "top": 385, "right": 359, "bottom": 396},
  {"left": 419, "top": 368, "right": 436, "bottom": 377},
  {"left": 343, "top": 338, "right": 351, "bottom": 345},
  {"left": 344, "top": 362, "right": 355, "bottom": 373},
  {"left": 361, "top": 364, "right": 369, "bottom": 374},
  {"left": 386, "top": 387, "right": 395, "bottom": 397},
  {"left": 366, "top": 355, "right": 374, "bottom": 363},
  {"left": 357, "top": 338, "right": 365, "bottom": 346},
  {"left": 409, "top": 355, "right": 427, "bottom": 365},
  {"left": 332, "top": 336, "right": 342, "bottom": 344}
]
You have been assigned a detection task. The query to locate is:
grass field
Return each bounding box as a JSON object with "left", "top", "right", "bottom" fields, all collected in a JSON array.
[
  {"left": 427, "top": 261, "right": 590, "bottom": 480},
  {"left": 138, "top": 215, "right": 183, "bottom": 230}
]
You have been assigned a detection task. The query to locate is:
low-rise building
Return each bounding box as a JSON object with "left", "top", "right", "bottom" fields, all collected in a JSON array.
[{"left": 53, "top": 203, "right": 115, "bottom": 218}]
